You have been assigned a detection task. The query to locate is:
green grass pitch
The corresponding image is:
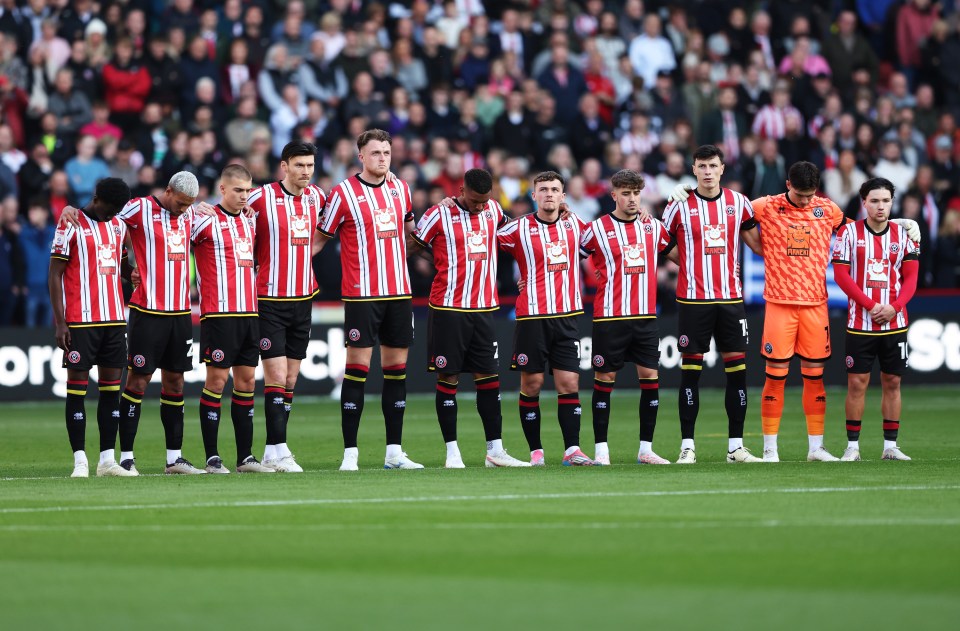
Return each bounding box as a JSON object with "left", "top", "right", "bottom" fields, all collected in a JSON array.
[{"left": 1, "top": 385, "right": 958, "bottom": 630}]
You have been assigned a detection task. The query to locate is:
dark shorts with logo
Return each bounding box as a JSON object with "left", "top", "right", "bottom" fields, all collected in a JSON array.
[
  {"left": 127, "top": 310, "right": 193, "bottom": 374},
  {"left": 845, "top": 330, "right": 908, "bottom": 376},
  {"left": 677, "top": 301, "right": 748, "bottom": 354},
  {"left": 511, "top": 316, "right": 581, "bottom": 373},
  {"left": 343, "top": 298, "right": 414, "bottom": 349},
  {"left": 427, "top": 307, "right": 498, "bottom": 374},
  {"left": 201, "top": 316, "right": 260, "bottom": 368},
  {"left": 591, "top": 318, "right": 660, "bottom": 372},
  {"left": 63, "top": 324, "right": 126, "bottom": 371},
  {"left": 258, "top": 298, "right": 313, "bottom": 360}
]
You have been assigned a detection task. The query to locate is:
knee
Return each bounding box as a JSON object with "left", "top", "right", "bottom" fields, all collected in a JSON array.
[
  {"left": 521, "top": 375, "right": 544, "bottom": 396},
  {"left": 285, "top": 375, "right": 298, "bottom": 391},
  {"left": 555, "top": 374, "right": 579, "bottom": 395},
  {"left": 847, "top": 374, "right": 869, "bottom": 394},
  {"left": 881, "top": 373, "right": 901, "bottom": 391},
  {"left": 160, "top": 373, "right": 184, "bottom": 395},
  {"left": 438, "top": 374, "right": 459, "bottom": 386}
]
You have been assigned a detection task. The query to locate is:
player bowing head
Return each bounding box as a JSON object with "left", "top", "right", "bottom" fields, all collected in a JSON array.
[
  {"left": 357, "top": 129, "right": 392, "bottom": 180},
  {"left": 219, "top": 164, "right": 254, "bottom": 212},
  {"left": 460, "top": 168, "right": 494, "bottom": 213},
  {"left": 163, "top": 171, "right": 200, "bottom": 216},
  {"left": 785, "top": 160, "right": 819, "bottom": 208},
  {"left": 93, "top": 176, "right": 136, "bottom": 219}
]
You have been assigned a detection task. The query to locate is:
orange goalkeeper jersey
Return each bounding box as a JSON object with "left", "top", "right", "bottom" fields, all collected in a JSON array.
[{"left": 751, "top": 193, "right": 846, "bottom": 305}]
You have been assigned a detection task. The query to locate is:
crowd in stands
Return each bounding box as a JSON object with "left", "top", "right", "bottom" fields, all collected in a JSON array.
[{"left": 1, "top": 0, "right": 959, "bottom": 325}]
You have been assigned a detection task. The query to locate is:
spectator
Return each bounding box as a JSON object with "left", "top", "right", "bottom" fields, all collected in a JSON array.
[
  {"left": 747, "top": 138, "right": 786, "bottom": 198},
  {"left": 933, "top": 208, "right": 960, "bottom": 287},
  {"left": 896, "top": 0, "right": 940, "bottom": 83},
  {"left": 0, "top": 205, "right": 22, "bottom": 326},
  {"left": 83, "top": 18, "right": 110, "bottom": 68},
  {"left": 64, "top": 135, "right": 109, "bottom": 206},
  {"left": 221, "top": 38, "right": 257, "bottom": 106},
  {"left": 300, "top": 36, "right": 347, "bottom": 109},
  {"left": 269, "top": 84, "right": 308, "bottom": 159},
  {"left": 569, "top": 93, "right": 612, "bottom": 164},
  {"left": 79, "top": 101, "right": 122, "bottom": 144},
  {"left": 224, "top": 96, "right": 270, "bottom": 156},
  {"left": 431, "top": 154, "right": 464, "bottom": 199},
  {"left": 752, "top": 81, "right": 803, "bottom": 140},
  {"left": 28, "top": 18, "right": 70, "bottom": 83},
  {"left": 179, "top": 35, "right": 218, "bottom": 111},
  {"left": 143, "top": 35, "right": 182, "bottom": 108},
  {"left": 822, "top": 11, "right": 879, "bottom": 89},
  {"left": 341, "top": 71, "right": 388, "bottom": 128},
  {"left": 18, "top": 200, "right": 54, "bottom": 328},
  {"left": 620, "top": 111, "right": 660, "bottom": 159},
  {"left": 48, "top": 170, "right": 69, "bottom": 220},
  {"left": 101, "top": 39, "right": 151, "bottom": 133},
  {"left": 654, "top": 151, "right": 696, "bottom": 200},
  {"left": 46, "top": 67, "right": 92, "bottom": 145},
  {"left": 393, "top": 39, "right": 428, "bottom": 98},
  {"left": 537, "top": 36, "right": 587, "bottom": 127},
  {"left": 822, "top": 149, "right": 868, "bottom": 213},
  {"left": 164, "top": 0, "right": 200, "bottom": 36},
  {"left": 564, "top": 174, "right": 600, "bottom": 222},
  {"left": 0, "top": 123, "right": 26, "bottom": 175},
  {"left": 315, "top": 12, "right": 346, "bottom": 63},
  {"left": 700, "top": 85, "right": 747, "bottom": 161},
  {"left": 628, "top": 14, "right": 676, "bottom": 90},
  {"left": 874, "top": 140, "right": 917, "bottom": 200}
]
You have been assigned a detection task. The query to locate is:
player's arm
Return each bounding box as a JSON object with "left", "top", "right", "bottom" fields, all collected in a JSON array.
[
  {"left": 312, "top": 229, "right": 331, "bottom": 256},
  {"left": 741, "top": 225, "right": 763, "bottom": 256},
  {"left": 891, "top": 258, "right": 919, "bottom": 314},
  {"left": 48, "top": 256, "right": 70, "bottom": 351}
]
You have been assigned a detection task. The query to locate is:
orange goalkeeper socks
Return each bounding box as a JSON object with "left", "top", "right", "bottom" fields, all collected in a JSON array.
[{"left": 761, "top": 366, "right": 789, "bottom": 435}]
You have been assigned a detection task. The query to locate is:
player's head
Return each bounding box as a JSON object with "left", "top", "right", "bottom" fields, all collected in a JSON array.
[
  {"left": 280, "top": 140, "right": 316, "bottom": 189},
  {"left": 859, "top": 177, "right": 895, "bottom": 224},
  {"left": 785, "top": 161, "right": 820, "bottom": 207},
  {"left": 357, "top": 128, "right": 392, "bottom": 179},
  {"left": 163, "top": 171, "right": 199, "bottom": 216},
  {"left": 691, "top": 145, "right": 725, "bottom": 190},
  {"left": 460, "top": 168, "right": 493, "bottom": 213},
  {"left": 90, "top": 177, "right": 132, "bottom": 218},
  {"left": 219, "top": 164, "right": 254, "bottom": 213},
  {"left": 610, "top": 169, "right": 645, "bottom": 218},
  {"left": 532, "top": 171, "right": 565, "bottom": 213}
]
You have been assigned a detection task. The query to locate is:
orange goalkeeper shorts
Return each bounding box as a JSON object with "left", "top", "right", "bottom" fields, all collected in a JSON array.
[{"left": 760, "top": 301, "right": 831, "bottom": 362}]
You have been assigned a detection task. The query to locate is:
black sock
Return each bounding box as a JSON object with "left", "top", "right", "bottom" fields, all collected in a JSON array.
[
  {"left": 724, "top": 354, "right": 748, "bottom": 440},
  {"left": 846, "top": 419, "right": 862, "bottom": 441},
  {"left": 65, "top": 379, "right": 87, "bottom": 453},
  {"left": 592, "top": 377, "right": 614, "bottom": 443},
  {"left": 341, "top": 365, "right": 368, "bottom": 448},
  {"left": 160, "top": 390, "right": 185, "bottom": 452},
  {"left": 119, "top": 387, "right": 143, "bottom": 453},
  {"left": 679, "top": 355, "right": 703, "bottom": 440},
  {"left": 557, "top": 392, "right": 582, "bottom": 450},
  {"left": 97, "top": 379, "right": 121, "bottom": 453},
  {"left": 281, "top": 389, "right": 294, "bottom": 441},
  {"left": 382, "top": 364, "right": 407, "bottom": 446},
  {"left": 474, "top": 376, "right": 502, "bottom": 443},
  {"left": 883, "top": 419, "right": 900, "bottom": 442},
  {"left": 519, "top": 392, "right": 542, "bottom": 451},
  {"left": 436, "top": 379, "right": 458, "bottom": 443},
  {"left": 231, "top": 390, "right": 255, "bottom": 466},
  {"left": 263, "top": 384, "right": 285, "bottom": 447},
  {"left": 199, "top": 388, "right": 222, "bottom": 461},
  {"left": 639, "top": 377, "right": 659, "bottom": 443}
]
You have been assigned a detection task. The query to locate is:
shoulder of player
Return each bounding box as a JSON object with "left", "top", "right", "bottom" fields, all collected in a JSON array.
[{"left": 724, "top": 188, "right": 752, "bottom": 205}]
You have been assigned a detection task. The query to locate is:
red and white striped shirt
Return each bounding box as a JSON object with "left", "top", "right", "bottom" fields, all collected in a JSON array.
[
  {"left": 50, "top": 210, "right": 127, "bottom": 325},
  {"left": 414, "top": 199, "right": 506, "bottom": 311},
  {"left": 832, "top": 220, "right": 918, "bottom": 333},
  {"left": 319, "top": 175, "right": 413, "bottom": 300},
  {"left": 497, "top": 213, "right": 585, "bottom": 319},
  {"left": 580, "top": 214, "right": 672, "bottom": 320},
  {"left": 249, "top": 181, "right": 326, "bottom": 301},
  {"left": 191, "top": 205, "right": 258, "bottom": 317},
  {"left": 751, "top": 104, "right": 804, "bottom": 140},
  {"left": 118, "top": 196, "right": 193, "bottom": 314},
  {"left": 662, "top": 188, "right": 754, "bottom": 302}
]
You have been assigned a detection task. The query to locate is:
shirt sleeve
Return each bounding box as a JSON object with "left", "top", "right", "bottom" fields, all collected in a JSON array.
[
  {"left": 655, "top": 220, "right": 673, "bottom": 252},
  {"left": 413, "top": 206, "right": 440, "bottom": 248},
  {"left": 116, "top": 198, "right": 142, "bottom": 227},
  {"left": 661, "top": 201, "right": 680, "bottom": 237},
  {"left": 830, "top": 201, "right": 847, "bottom": 232},
  {"left": 579, "top": 224, "right": 597, "bottom": 257},
  {"left": 831, "top": 225, "right": 852, "bottom": 264},
  {"left": 317, "top": 187, "right": 345, "bottom": 237},
  {"left": 50, "top": 224, "right": 74, "bottom": 260},
  {"left": 247, "top": 186, "right": 265, "bottom": 218},
  {"left": 497, "top": 219, "right": 518, "bottom": 251},
  {"left": 190, "top": 214, "right": 210, "bottom": 243},
  {"left": 904, "top": 237, "right": 920, "bottom": 261}
]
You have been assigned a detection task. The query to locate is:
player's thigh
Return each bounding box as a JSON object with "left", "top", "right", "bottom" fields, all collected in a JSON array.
[
  {"left": 627, "top": 318, "right": 661, "bottom": 370},
  {"left": 761, "top": 301, "right": 799, "bottom": 361},
  {"left": 512, "top": 318, "right": 548, "bottom": 373},
  {"left": 844, "top": 331, "right": 878, "bottom": 375},
  {"left": 157, "top": 314, "right": 194, "bottom": 372},
  {"left": 590, "top": 319, "right": 630, "bottom": 373},
  {"left": 715, "top": 302, "right": 748, "bottom": 353},
  {"left": 257, "top": 300, "right": 289, "bottom": 360},
  {"left": 795, "top": 302, "right": 831, "bottom": 362},
  {"left": 92, "top": 325, "right": 127, "bottom": 370},
  {"left": 379, "top": 298, "right": 414, "bottom": 349},
  {"left": 127, "top": 310, "right": 169, "bottom": 374},
  {"left": 282, "top": 299, "right": 313, "bottom": 360},
  {"left": 204, "top": 316, "right": 261, "bottom": 370},
  {"left": 876, "top": 331, "right": 909, "bottom": 377},
  {"left": 462, "top": 311, "right": 499, "bottom": 375},
  {"left": 545, "top": 316, "right": 581, "bottom": 374},
  {"left": 344, "top": 300, "right": 385, "bottom": 348},
  {"left": 427, "top": 307, "right": 466, "bottom": 373},
  {"left": 677, "top": 302, "right": 716, "bottom": 354}
]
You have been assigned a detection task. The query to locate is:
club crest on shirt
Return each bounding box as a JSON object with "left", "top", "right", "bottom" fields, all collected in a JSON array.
[
  {"left": 725, "top": 205, "right": 736, "bottom": 216},
  {"left": 374, "top": 208, "right": 398, "bottom": 239},
  {"left": 891, "top": 243, "right": 900, "bottom": 253},
  {"left": 866, "top": 259, "right": 890, "bottom": 288},
  {"left": 389, "top": 188, "right": 400, "bottom": 198},
  {"left": 812, "top": 207, "right": 824, "bottom": 218}
]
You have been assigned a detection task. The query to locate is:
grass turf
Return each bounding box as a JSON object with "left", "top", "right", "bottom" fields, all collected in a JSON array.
[{"left": 1, "top": 385, "right": 958, "bottom": 630}]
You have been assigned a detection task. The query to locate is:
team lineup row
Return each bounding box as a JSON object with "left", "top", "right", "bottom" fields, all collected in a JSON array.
[{"left": 50, "top": 131, "right": 921, "bottom": 477}]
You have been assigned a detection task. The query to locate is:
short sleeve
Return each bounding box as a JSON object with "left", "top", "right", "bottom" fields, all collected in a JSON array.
[
  {"left": 655, "top": 220, "right": 672, "bottom": 252},
  {"left": 413, "top": 205, "right": 441, "bottom": 247},
  {"left": 904, "top": 238, "right": 920, "bottom": 261},
  {"left": 579, "top": 224, "right": 597, "bottom": 257},
  {"left": 116, "top": 198, "right": 142, "bottom": 227},
  {"left": 190, "top": 214, "right": 211, "bottom": 243},
  {"left": 831, "top": 226, "right": 851, "bottom": 264},
  {"left": 661, "top": 201, "right": 681, "bottom": 236},
  {"left": 830, "top": 201, "right": 847, "bottom": 231},
  {"left": 497, "top": 219, "right": 519, "bottom": 250},
  {"left": 50, "top": 225, "right": 74, "bottom": 260},
  {"left": 318, "top": 187, "right": 345, "bottom": 237},
  {"left": 247, "top": 186, "right": 265, "bottom": 218}
]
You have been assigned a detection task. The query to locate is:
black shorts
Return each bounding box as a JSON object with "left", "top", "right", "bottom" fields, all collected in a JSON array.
[
  {"left": 344, "top": 299, "right": 413, "bottom": 348},
  {"left": 258, "top": 299, "right": 312, "bottom": 360},
  {"left": 63, "top": 324, "right": 126, "bottom": 371},
  {"left": 677, "top": 301, "right": 748, "bottom": 354},
  {"left": 201, "top": 316, "right": 260, "bottom": 368},
  {"left": 591, "top": 318, "right": 660, "bottom": 372},
  {"left": 427, "top": 307, "right": 499, "bottom": 374},
  {"left": 127, "top": 309, "right": 194, "bottom": 374},
  {"left": 845, "top": 330, "right": 909, "bottom": 376},
  {"left": 511, "top": 316, "right": 581, "bottom": 373}
]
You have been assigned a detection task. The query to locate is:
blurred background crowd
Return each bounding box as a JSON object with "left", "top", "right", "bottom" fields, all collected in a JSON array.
[{"left": 1, "top": 0, "right": 959, "bottom": 326}]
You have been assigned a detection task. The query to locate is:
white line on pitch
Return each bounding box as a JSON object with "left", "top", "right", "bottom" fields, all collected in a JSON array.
[{"left": 1, "top": 484, "right": 959, "bottom": 514}]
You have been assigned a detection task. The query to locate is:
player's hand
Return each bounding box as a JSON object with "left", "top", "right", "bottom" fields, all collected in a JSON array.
[
  {"left": 130, "top": 267, "right": 141, "bottom": 289},
  {"left": 242, "top": 205, "right": 255, "bottom": 218},
  {"left": 594, "top": 269, "right": 601, "bottom": 280},
  {"left": 874, "top": 304, "right": 896, "bottom": 324},
  {"left": 440, "top": 196, "right": 456, "bottom": 208},
  {"left": 869, "top": 303, "right": 884, "bottom": 319},
  {"left": 58, "top": 205, "right": 81, "bottom": 229},
  {"left": 517, "top": 278, "right": 527, "bottom": 292},
  {"left": 667, "top": 183, "right": 695, "bottom": 204},
  {"left": 195, "top": 201, "right": 217, "bottom": 216},
  {"left": 55, "top": 322, "right": 71, "bottom": 352},
  {"left": 386, "top": 170, "right": 398, "bottom": 183},
  {"left": 638, "top": 205, "right": 652, "bottom": 221},
  {"left": 559, "top": 202, "right": 571, "bottom": 220},
  {"left": 891, "top": 218, "right": 921, "bottom": 243}
]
